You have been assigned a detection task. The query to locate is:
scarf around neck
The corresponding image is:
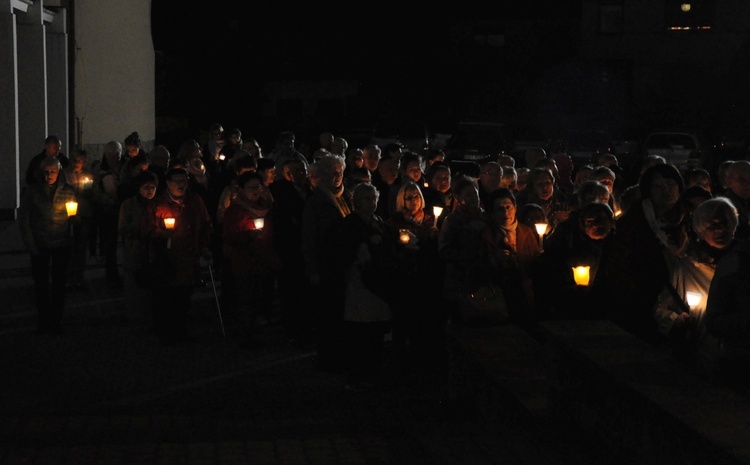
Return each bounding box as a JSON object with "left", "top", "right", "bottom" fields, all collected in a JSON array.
[
  {"left": 498, "top": 218, "right": 518, "bottom": 250},
  {"left": 642, "top": 198, "right": 686, "bottom": 258},
  {"left": 319, "top": 183, "right": 351, "bottom": 217}
]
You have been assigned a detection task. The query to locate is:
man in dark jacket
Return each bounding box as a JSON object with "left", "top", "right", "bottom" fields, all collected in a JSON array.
[{"left": 24, "top": 135, "right": 69, "bottom": 186}]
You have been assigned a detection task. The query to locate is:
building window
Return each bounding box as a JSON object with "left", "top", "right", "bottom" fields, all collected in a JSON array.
[
  {"left": 665, "top": 0, "right": 715, "bottom": 31},
  {"left": 599, "top": 3, "right": 623, "bottom": 34}
]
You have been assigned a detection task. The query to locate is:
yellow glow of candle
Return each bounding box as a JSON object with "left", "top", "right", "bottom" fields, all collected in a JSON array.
[
  {"left": 572, "top": 266, "right": 591, "bottom": 286},
  {"left": 65, "top": 201, "right": 78, "bottom": 217},
  {"left": 163, "top": 217, "right": 176, "bottom": 229},
  {"left": 535, "top": 223, "right": 548, "bottom": 236},
  {"left": 399, "top": 229, "right": 410, "bottom": 244},
  {"left": 432, "top": 205, "right": 444, "bottom": 217},
  {"left": 686, "top": 291, "right": 703, "bottom": 308},
  {"left": 253, "top": 218, "right": 265, "bottom": 230}
]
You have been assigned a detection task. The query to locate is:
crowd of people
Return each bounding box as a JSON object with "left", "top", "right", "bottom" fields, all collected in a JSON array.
[{"left": 17, "top": 125, "right": 750, "bottom": 395}]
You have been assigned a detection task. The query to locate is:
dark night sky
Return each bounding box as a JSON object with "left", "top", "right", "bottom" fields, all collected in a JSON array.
[{"left": 150, "top": 3, "right": 583, "bottom": 146}]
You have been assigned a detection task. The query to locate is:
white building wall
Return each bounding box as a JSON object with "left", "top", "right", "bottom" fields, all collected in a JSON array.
[{"left": 74, "top": 0, "right": 154, "bottom": 161}]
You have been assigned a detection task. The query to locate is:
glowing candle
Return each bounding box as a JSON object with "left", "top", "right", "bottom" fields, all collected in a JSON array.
[
  {"left": 535, "top": 222, "right": 548, "bottom": 251},
  {"left": 65, "top": 201, "right": 78, "bottom": 217},
  {"left": 82, "top": 177, "right": 93, "bottom": 190},
  {"left": 399, "top": 229, "right": 410, "bottom": 244},
  {"left": 572, "top": 266, "right": 591, "bottom": 286},
  {"left": 432, "top": 205, "right": 444, "bottom": 228},
  {"left": 253, "top": 218, "right": 265, "bottom": 230},
  {"left": 164, "top": 217, "right": 175, "bottom": 249},
  {"left": 686, "top": 291, "right": 703, "bottom": 308}
]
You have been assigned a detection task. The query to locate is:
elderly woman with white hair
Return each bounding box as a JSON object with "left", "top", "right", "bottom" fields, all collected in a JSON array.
[{"left": 654, "top": 196, "right": 739, "bottom": 377}]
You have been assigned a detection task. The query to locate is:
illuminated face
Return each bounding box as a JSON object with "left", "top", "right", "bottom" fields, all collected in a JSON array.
[
  {"left": 431, "top": 169, "right": 451, "bottom": 194},
  {"left": 139, "top": 182, "right": 157, "bottom": 200},
  {"left": 596, "top": 176, "right": 615, "bottom": 193},
  {"left": 493, "top": 197, "right": 516, "bottom": 226},
  {"left": 363, "top": 151, "right": 381, "bottom": 171},
  {"left": 533, "top": 174, "right": 554, "bottom": 201},
  {"left": 403, "top": 187, "right": 423, "bottom": 215},
  {"left": 728, "top": 165, "right": 750, "bottom": 200},
  {"left": 348, "top": 152, "right": 364, "bottom": 169},
  {"left": 241, "top": 180, "right": 265, "bottom": 202},
  {"left": 72, "top": 156, "right": 86, "bottom": 172},
  {"left": 649, "top": 174, "right": 680, "bottom": 210},
  {"left": 581, "top": 210, "right": 614, "bottom": 240},
  {"left": 43, "top": 165, "right": 59, "bottom": 185},
  {"left": 166, "top": 173, "right": 189, "bottom": 197},
  {"left": 324, "top": 165, "right": 344, "bottom": 190},
  {"left": 404, "top": 161, "right": 422, "bottom": 182},
  {"left": 700, "top": 214, "right": 734, "bottom": 249}
]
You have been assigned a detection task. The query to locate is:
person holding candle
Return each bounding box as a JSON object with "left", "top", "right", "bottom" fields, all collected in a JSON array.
[
  {"left": 421, "top": 161, "right": 453, "bottom": 229},
  {"left": 536, "top": 200, "right": 615, "bottom": 320},
  {"left": 481, "top": 187, "right": 541, "bottom": 327},
  {"left": 222, "top": 171, "right": 280, "bottom": 348},
  {"left": 514, "top": 166, "right": 573, "bottom": 237},
  {"left": 596, "top": 163, "right": 690, "bottom": 346},
  {"left": 653, "top": 197, "right": 739, "bottom": 378},
  {"left": 19, "top": 156, "right": 77, "bottom": 335},
  {"left": 386, "top": 151, "right": 426, "bottom": 217},
  {"left": 386, "top": 180, "right": 445, "bottom": 380},
  {"left": 142, "top": 167, "right": 214, "bottom": 346},
  {"left": 64, "top": 148, "right": 95, "bottom": 291}
]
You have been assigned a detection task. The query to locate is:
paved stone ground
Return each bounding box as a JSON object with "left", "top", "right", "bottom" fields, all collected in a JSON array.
[{"left": 0, "top": 221, "right": 622, "bottom": 465}]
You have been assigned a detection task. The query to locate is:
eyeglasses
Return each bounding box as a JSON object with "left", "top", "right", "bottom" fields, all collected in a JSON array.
[
  {"left": 246, "top": 184, "right": 264, "bottom": 191},
  {"left": 404, "top": 195, "right": 421, "bottom": 202}
]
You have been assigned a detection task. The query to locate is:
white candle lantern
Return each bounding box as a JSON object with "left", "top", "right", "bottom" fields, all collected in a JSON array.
[
  {"left": 686, "top": 291, "right": 703, "bottom": 308},
  {"left": 164, "top": 217, "right": 175, "bottom": 249},
  {"left": 253, "top": 218, "right": 265, "bottom": 230},
  {"left": 432, "top": 205, "right": 444, "bottom": 228},
  {"left": 65, "top": 201, "right": 78, "bottom": 217},
  {"left": 535, "top": 222, "right": 548, "bottom": 251}
]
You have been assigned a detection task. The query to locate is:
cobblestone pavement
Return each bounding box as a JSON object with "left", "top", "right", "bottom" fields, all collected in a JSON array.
[{"left": 0, "top": 221, "right": 620, "bottom": 465}]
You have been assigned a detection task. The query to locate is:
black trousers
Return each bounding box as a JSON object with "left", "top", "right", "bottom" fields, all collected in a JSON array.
[{"left": 30, "top": 246, "right": 70, "bottom": 332}]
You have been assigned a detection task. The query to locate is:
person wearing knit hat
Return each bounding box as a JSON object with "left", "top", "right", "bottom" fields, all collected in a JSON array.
[{"left": 124, "top": 131, "right": 147, "bottom": 159}]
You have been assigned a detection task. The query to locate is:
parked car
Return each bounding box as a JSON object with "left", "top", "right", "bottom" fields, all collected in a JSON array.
[{"left": 642, "top": 130, "right": 714, "bottom": 171}]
